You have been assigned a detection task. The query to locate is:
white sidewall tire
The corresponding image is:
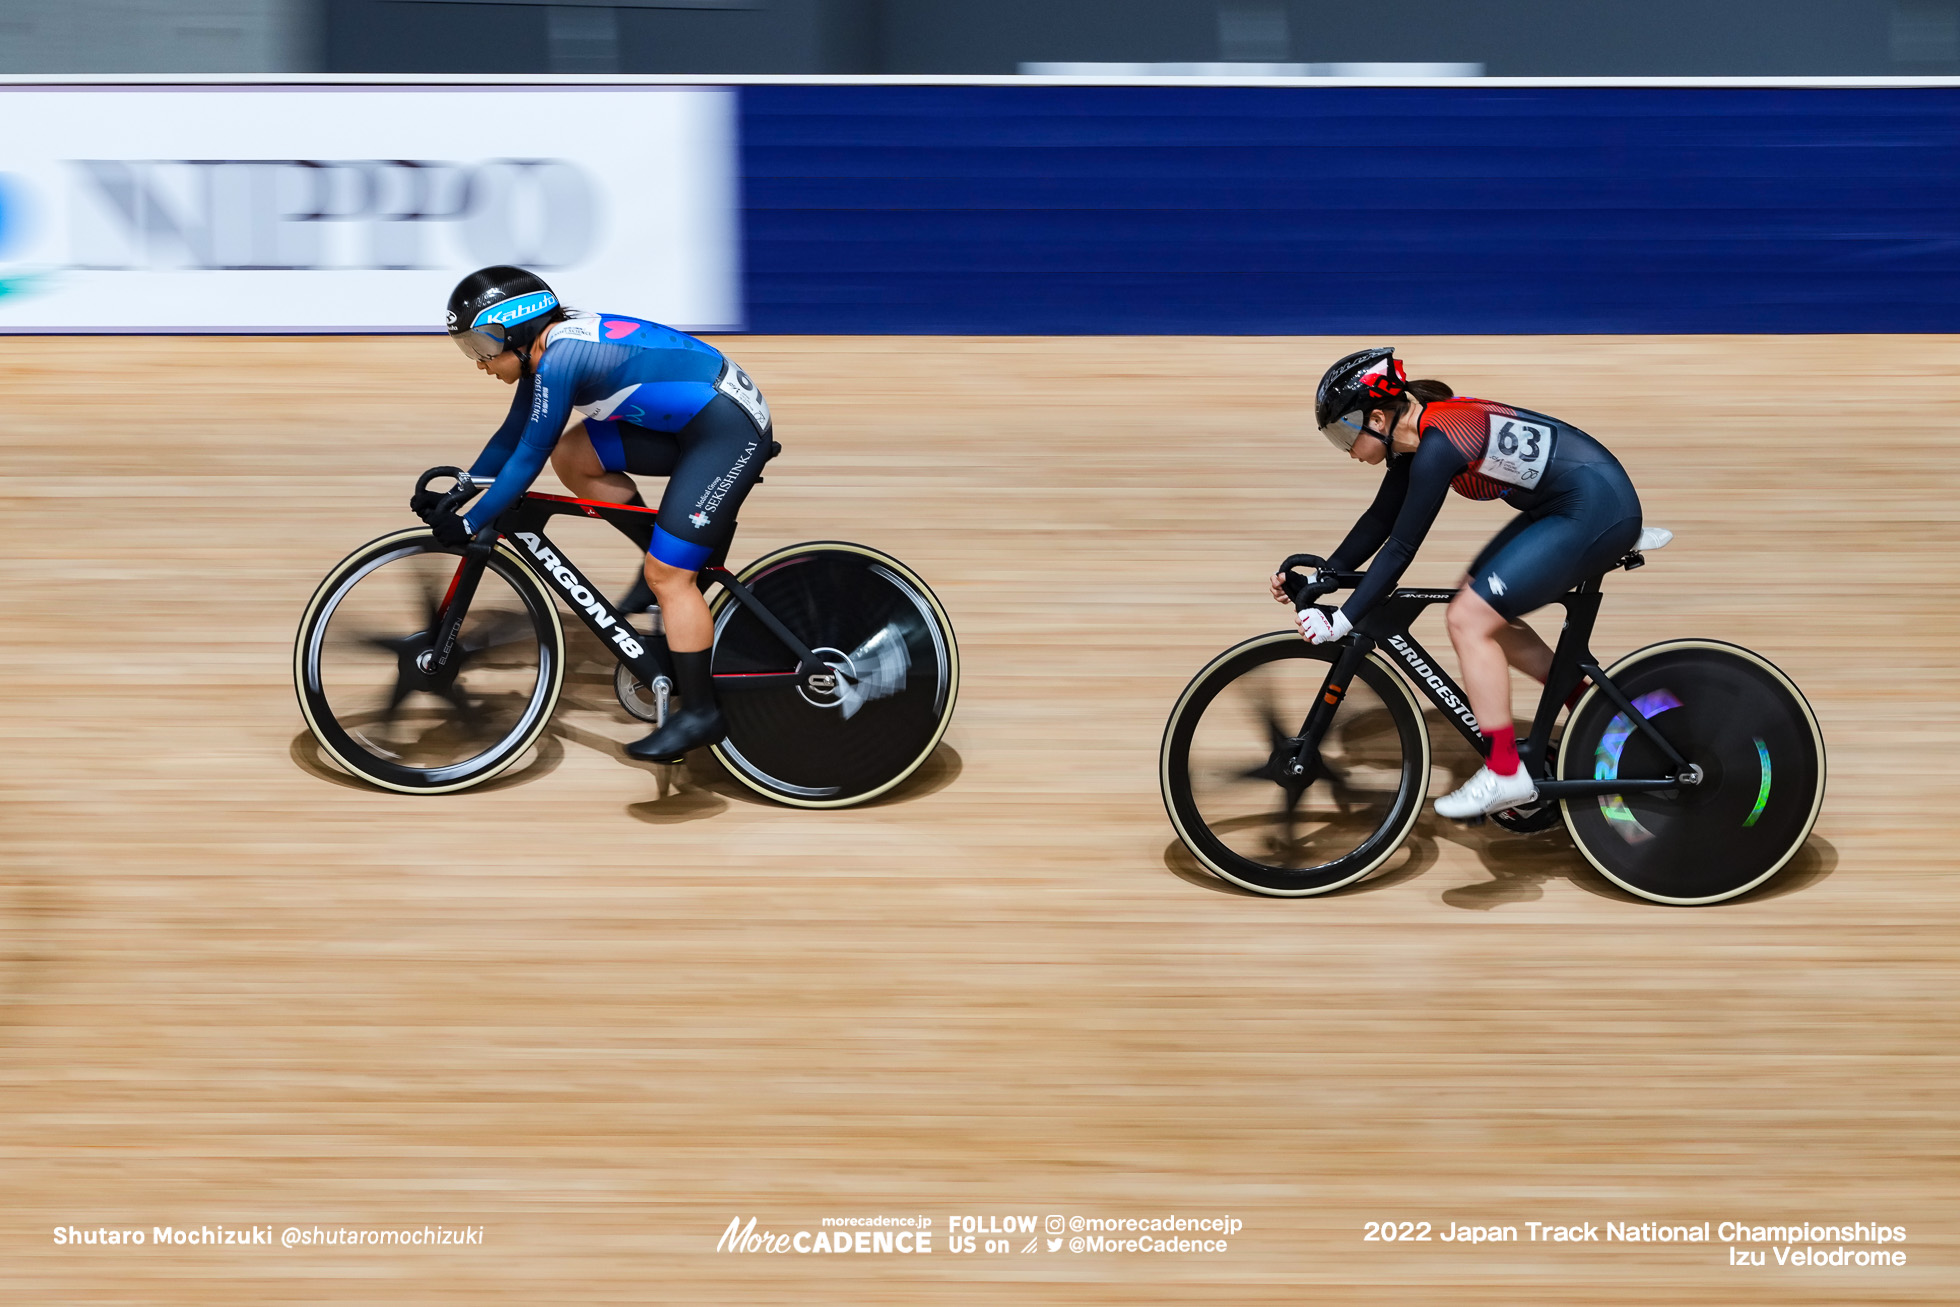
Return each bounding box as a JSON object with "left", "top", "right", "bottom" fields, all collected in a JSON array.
[
  {"left": 1160, "top": 631, "right": 1432, "bottom": 897},
  {"left": 292, "top": 528, "right": 567, "bottom": 796}
]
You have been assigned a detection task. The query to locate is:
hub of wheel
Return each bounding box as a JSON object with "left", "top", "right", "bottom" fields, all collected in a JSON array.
[{"left": 798, "top": 647, "right": 854, "bottom": 709}]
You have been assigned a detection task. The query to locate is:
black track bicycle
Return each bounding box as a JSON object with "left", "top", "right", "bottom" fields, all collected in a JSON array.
[
  {"left": 1160, "top": 529, "right": 1825, "bottom": 904},
  {"left": 294, "top": 464, "right": 958, "bottom": 806}
]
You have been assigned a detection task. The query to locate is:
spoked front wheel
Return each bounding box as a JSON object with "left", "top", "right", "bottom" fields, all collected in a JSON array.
[
  {"left": 1560, "top": 639, "right": 1826, "bottom": 904},
  {"left": 709, "top": 542, "right": 958, "bottom": 807},
  {"left": 1161, "top": 633, "right": 1431, "bottom": 896},
  {"left": 294, "top": 529, "right": 566, "bottom": 793}
]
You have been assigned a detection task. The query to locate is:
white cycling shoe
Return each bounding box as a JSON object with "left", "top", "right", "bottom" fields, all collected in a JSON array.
[{"left": 1435, "top": 765, "right": 1539, "bottom": 819}]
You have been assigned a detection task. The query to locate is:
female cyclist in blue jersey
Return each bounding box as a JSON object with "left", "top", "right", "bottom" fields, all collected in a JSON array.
[
  {"left": 425, "top": 265, "right": 774, "bottom": 763},
  {"left": 1277, "top": 348, "right": 1643, "bottom": 820}
]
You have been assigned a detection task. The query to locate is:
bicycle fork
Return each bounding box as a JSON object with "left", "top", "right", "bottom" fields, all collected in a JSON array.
[
  {"left": 427, "top": 538, "right": 496, "bottom": 677},
  {"left": 1282, "top": 638, "right": 1374, "bottom": 785}
]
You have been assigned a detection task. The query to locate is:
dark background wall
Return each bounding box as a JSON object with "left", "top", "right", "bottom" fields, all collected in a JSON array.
[
  {"left": 880, "top": 1, "right": 1897, "bottom": 76},
  {"left": 325, "top": 1, "right": 827, "bottom": 74},
  {"left": 738, "top": 84, "right": 1960, "bottom": 334},
  {"left": 322, "top": 1, "right": 1958, "bottom": 76}
]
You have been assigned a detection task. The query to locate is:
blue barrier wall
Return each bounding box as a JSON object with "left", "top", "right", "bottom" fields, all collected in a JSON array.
[{"left": 741, "top": 85, "right": 1960, "bottom": 334}]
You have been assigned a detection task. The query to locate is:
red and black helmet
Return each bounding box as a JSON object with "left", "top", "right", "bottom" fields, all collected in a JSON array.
[{"left": 1315, "top": 347, "right": 1409, "bottom": 453}]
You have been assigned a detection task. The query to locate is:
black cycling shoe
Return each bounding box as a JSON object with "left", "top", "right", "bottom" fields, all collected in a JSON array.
[
  {"left": 624, "top": 705, "right": 727, "bottom": 763},
  {"left": 617, "top": 574, "right": 657, "bottom": 614}
]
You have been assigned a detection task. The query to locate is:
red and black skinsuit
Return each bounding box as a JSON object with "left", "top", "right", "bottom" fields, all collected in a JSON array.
[{"left": 1327, "top": 397, "right": 1643, "bottom": 624}]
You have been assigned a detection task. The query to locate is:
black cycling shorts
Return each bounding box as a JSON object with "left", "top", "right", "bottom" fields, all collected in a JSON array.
[
  {"left": 1466, "top": 463, "right": 1642, "bottom": 620},
  {"left": 586, "top": 394, "right": 770, "bottom": 570}
]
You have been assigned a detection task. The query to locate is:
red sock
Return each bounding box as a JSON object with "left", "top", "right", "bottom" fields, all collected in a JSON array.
[
  {"left": 1533, "top": 672, "right": 1590, "bottom": 714},
  {"left": 1484, "top": 725, "right": 1520, "bottom": 776}
]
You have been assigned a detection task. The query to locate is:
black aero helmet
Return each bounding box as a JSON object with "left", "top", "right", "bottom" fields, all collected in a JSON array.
[
  {"left": 1315, "top": 347, "right": 1409, "bottom": 453},
  {"left": 446, "top": 265, "right": 560, "bottom": 363}
]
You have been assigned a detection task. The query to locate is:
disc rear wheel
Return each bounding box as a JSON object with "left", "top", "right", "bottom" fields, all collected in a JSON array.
[
  {"left": 709, "top": 543, "right": 958, "bottom": 807},
  {"left": 1559, "top": 640, "right": 1825, "bottom": 904}
]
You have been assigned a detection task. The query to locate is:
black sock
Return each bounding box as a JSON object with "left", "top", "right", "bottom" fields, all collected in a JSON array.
[
  {"left": 618, "top": 492, "right": 657, "bottom": 555},
  {"left": 671, "top": 648, "right": 716, "bottom": 713}
]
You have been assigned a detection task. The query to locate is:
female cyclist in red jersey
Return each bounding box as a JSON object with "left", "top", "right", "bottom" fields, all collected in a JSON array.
[{"left": 1276, "top": 348, "right": 1643, "bottom": 819}]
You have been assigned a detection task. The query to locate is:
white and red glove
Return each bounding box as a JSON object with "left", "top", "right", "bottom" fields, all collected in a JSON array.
[{"left": 1297, "top": 606, "right": 1352, "bottom": 645}]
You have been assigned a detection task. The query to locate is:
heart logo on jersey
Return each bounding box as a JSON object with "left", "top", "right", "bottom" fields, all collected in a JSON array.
[{"left": 604, "top": 319, "right": 637, "bottom": 339}]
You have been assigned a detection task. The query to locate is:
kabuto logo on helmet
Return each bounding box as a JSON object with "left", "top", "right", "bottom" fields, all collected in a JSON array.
[
  {"left": 446, "top": 266, "right": 559, "bottom": 364},
  {"left": 471, "top": 290, "right": 557, "bottom": 330}
]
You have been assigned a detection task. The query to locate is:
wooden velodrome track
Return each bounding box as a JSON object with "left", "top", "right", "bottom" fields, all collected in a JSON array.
[{"left": 2, "top": 335, "right": 1956, "bottom": 1304}]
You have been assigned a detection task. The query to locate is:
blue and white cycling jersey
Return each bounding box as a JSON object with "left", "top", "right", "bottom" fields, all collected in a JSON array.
[{"left": 463, "top": 312, "right": 769, "bottom": 529}]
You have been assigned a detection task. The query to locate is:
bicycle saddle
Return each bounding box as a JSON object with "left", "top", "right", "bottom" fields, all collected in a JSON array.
[
  {"left": 1636, "top": 527, "right": 1673, "bottom": 551},
  {"left": 1619, "top": 526, "right": 1673, "bottom": 571}
]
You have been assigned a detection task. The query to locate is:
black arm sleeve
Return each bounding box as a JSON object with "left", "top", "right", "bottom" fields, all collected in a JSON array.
[
  {"left": 1338, "top": 433, "right": 1470, "bottom": 623},
  {"left": 1327, "top": 457, "right": 1412, "bottom": 572}
]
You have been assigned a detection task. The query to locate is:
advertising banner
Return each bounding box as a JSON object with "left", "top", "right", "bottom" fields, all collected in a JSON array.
[{"left": 0, "top": 86, "right": 740, "bottom": 332}]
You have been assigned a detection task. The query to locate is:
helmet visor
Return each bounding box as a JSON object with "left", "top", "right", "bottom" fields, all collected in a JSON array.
[
  {"left": 450, "top": 324, "right": 508, "bottom": 363},
  {"left": 1318, "top": 409, "right": 1374, "bottom": 453}
]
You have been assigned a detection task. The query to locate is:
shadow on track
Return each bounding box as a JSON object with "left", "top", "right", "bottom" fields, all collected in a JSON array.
[
  {"left": 287, "top": 725, "right": 566, "bottom": 794},
  {"left": 653, "top": 743, "right": 965, "bottom": 812},
  {"left": 1437, "top": 825, "right": 1840, "bottom": 911},
  {"left": 1160, "top": 831, "right": 1440, "bottom": 899}
]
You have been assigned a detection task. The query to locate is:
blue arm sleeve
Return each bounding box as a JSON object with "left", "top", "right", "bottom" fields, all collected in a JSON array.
[
  {"left": 466, "top": 377, "right": 532, "bottom": 480},
  {"left": 1338, "top": 434, "right": 1470, "bottom": 623},
  {"left": 463, "top": 364, "right": 575, "bottom": 530}
]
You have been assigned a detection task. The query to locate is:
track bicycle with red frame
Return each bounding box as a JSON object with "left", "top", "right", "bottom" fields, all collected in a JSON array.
[{"left": 294, "top": 464, "right": 958, "bottom": 807}]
